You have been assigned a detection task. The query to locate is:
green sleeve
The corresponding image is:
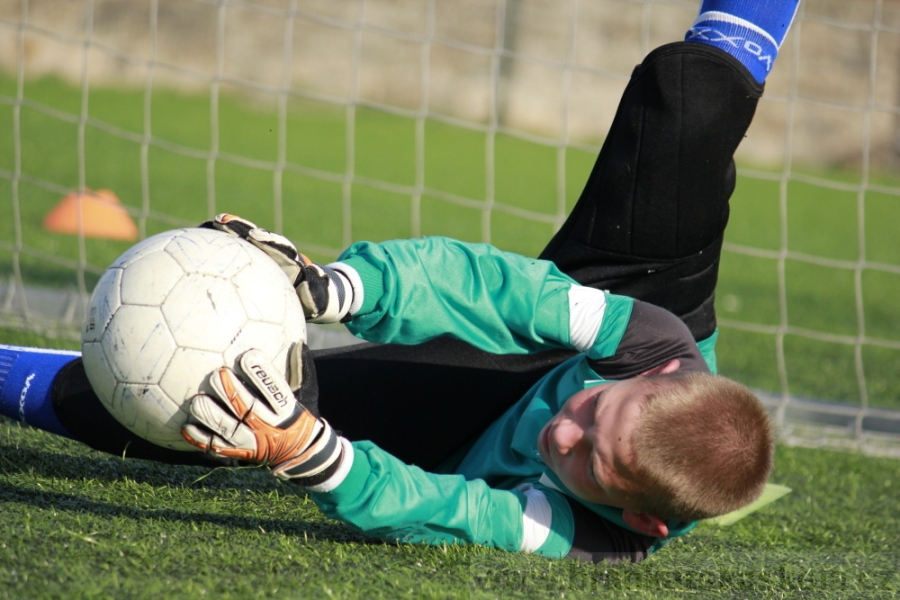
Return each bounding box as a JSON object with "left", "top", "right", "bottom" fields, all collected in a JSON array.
[
  {"left": 338, "top": 237, "right": 631, "bottom": 357},
  {"left": 308, "top": 441, "right": 575, "bottom": 559}
]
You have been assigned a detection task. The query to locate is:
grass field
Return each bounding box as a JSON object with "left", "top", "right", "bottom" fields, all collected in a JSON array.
[
  {"left": 0, "top": 318, "right": 898, "bottom": 598},
  {"left": 0, "top": 328, "right": 898, "bottom": 598},
  {"left": 1, "top": 76, "right": 900, "bottom": 597}
]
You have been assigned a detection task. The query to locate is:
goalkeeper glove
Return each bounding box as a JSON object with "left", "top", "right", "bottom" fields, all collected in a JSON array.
[
  {"left": 199, "top": 213, "right": 359, "bottom": 323},
  {"left": 181, "top": 346, "right": 345, "bottom": 485}
]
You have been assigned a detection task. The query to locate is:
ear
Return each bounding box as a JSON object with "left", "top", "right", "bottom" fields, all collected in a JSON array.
[
  {"left": 621, "top": 509, "right": 669, "bottom": 538},
  {"left": 639, "top": 358, "right": 680, "bottom": 377}
]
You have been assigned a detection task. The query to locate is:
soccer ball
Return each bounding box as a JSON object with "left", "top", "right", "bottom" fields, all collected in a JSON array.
[{"left": 81, "top": 227, "right": 307, "bottom": 451}]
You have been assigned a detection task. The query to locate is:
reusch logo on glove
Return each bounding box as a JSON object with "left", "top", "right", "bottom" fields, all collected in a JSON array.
[{"left": 246, "top": 362, "right": 291, "bottom": 409}]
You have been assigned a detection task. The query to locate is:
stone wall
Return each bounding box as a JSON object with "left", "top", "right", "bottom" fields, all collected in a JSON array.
[{"left": 2, "top": 0, "right": 899, "bottom": 168}]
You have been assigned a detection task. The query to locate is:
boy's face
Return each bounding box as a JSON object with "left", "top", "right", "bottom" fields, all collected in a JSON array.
[{"left": 537, "top": 377, "right": 654, "bottom": 510}]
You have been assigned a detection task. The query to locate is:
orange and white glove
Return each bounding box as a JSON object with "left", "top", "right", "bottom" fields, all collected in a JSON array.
[
  {"left": 199, "top": 214, "right": 359, "bottom": 323},
  {"left": 181, "top": 347, "right": 344, "bottom": 485}
]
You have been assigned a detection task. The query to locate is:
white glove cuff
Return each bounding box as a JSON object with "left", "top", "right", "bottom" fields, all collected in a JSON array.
[
  {"left": 327, "top": 262, "right": 364, "bottom": 317},
  {"left": 304, "top": 437, "right": 354, "bottom": 493}
]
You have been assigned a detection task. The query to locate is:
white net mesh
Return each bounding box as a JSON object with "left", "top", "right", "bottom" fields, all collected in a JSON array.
[{"left": 1, "top": 0, "right": 899, "bottom": 453}]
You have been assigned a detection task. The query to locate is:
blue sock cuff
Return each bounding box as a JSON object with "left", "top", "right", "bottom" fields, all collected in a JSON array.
[
  {"left": 686, "top": 14, "right": 778, "bottom": 82},
  {"left": 0, "top": 345, "right": 80, "bottom": 438},
  {"left": 685, "top": 1, "right": 800, "bottom": 83}
]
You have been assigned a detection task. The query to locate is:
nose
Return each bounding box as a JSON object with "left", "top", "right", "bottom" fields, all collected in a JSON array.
[{"left": 551, "top": 418, "right": 585, "bottom": 456}]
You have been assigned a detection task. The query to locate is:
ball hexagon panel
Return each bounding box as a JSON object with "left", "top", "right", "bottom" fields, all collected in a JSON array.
[
  {"left": 228, "top": 319, "right": 295, "bottom": 374},
  {"left": 82, "top": 266, "right": 122, "bottom": 343},
  {"left": 232, "top": 258, "right": 291, "bottom": 324},
  {"left": 102, "top": 304, "right": 177, "bottom": 384},
  {"left": 162, "top": 273, "right": 247, "bottom": 352},
  {"left": 81, "top": 341, "right": 118, "bottom": 404},
  {"left": 165, "top": 228, "right": 253, "bottom": 280},
  {"left": 119, "top": 247, "right": 185, "bottom": 307},
  {"left": 112, "top": 229, "right": 178, "bottom": 269},
  {"left": 112, "top": 382, "right": 193, "bottom": 451},
  {"left": 158, "top": 346, "right": 230, "bottom": 406}
]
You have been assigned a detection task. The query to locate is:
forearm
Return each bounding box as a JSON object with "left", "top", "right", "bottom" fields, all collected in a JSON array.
[
  {"left": 337, "top": 237, "right": 632, "bottom": 357},
  {"left": 307, "top": 440, "right": 573, "bottom": 558}
]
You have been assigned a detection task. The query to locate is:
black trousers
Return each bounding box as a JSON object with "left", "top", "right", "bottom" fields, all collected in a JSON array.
[{"left": 53, "top": 42, "right": 762, "bottom": 469}]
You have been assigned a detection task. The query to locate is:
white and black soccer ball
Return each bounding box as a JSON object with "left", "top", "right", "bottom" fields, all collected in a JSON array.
[{"left": 81, "top": 227, "right": 306, "bottom": 451}]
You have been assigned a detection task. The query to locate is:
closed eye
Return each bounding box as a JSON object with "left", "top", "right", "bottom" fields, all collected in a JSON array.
[
  {"left": 588, "top": 451, "right": 602, "bottom": 487},
  {"left": 588, "top": 390, "right": 605, "bottom": 488}
]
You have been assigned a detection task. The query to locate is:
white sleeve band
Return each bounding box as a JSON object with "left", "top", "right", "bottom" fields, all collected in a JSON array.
[
  {"left": 304, "top": 437, "right": 355, "bottom": 493},
  {"left": 327, "top": 262, "right": 364, "bottom": 316},
  {"left": 519, "top": 485, "right": 553, "bottom": 553},
  {"left": 567, "top": 285, "right": 606, "bottom": 353}
]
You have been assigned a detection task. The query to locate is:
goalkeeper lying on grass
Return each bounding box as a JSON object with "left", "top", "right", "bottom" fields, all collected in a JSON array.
[{"left": 0, "top": 0, "right": 799, "bottom": 563}]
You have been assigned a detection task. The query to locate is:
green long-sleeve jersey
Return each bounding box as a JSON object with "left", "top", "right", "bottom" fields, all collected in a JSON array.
[{"left": 306, "top": 237, "right": 714, "bottom": 560}]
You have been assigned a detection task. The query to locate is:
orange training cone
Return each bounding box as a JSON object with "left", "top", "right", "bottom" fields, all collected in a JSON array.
[{"left": 43, "top": 189, "right": 138, "bottom": 241}]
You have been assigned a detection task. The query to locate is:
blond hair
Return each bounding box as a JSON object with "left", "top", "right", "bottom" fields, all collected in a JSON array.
[{"left": 629, "top": 371, "right": 775, "bottom": 522}]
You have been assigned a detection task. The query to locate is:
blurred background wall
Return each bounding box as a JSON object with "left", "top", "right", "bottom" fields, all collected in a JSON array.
[{"left": 3, "top": 0, "right": 899, "bottom": 170}]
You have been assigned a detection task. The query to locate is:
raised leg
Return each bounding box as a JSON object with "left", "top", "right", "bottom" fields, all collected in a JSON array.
[{"left": 540, "top": 42, "right": 762, "bottom": 341}]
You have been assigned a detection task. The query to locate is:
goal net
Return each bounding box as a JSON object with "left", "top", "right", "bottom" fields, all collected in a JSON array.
[{"left": 1, "top": 0, "right": 899, "bottom": 454}]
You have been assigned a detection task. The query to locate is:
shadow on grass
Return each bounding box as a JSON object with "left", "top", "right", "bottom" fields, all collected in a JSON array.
[
  {"left": 0, "top": 442, "right": 383, "bottom": 545},
  {"left": 0, "top": 480, "right": 375, "bottom": 545},
  {"left": 0, "top": 440, "right": 280, "bottom": 490}
]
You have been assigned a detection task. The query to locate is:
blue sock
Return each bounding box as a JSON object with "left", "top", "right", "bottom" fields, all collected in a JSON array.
[
  {"left": 0, "top": 344, "right": 80, "bottom": 438},
  {"left": 685, "top": 0, "right": 800, "bottom": 83}
]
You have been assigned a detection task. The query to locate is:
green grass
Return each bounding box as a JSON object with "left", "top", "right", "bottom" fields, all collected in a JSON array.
[
  {"left": 2, "top": 408, "right": 898, "bottom": 598},
  {"left": 0, "top": 325, "right": 897, "bottom": 597}
]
